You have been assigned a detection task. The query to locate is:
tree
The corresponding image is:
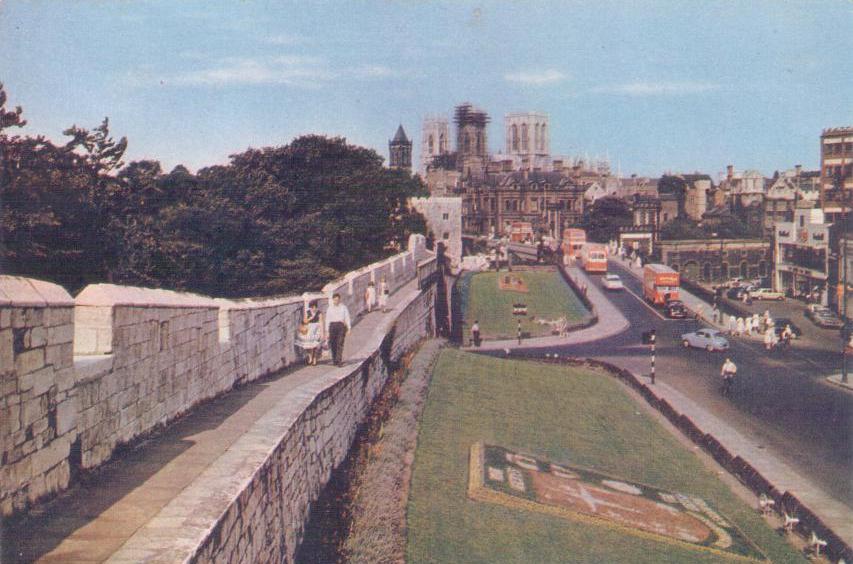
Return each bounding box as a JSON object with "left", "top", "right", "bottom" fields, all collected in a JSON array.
[{"left": 580, "top": 196, "right": 633, "bottom": 243}]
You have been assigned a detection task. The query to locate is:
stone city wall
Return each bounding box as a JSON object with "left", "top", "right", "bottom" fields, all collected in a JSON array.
[
  {"left": 0, "top": 234, "right": 429, "bottom": 517},
  {"left": 183, "top": 286, "right": 435, "bottom": 564}
]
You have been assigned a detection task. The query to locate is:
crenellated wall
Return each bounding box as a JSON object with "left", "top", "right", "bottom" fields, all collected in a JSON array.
[{"left": 0, "top": 233, "right": 430, "bottom": 517}]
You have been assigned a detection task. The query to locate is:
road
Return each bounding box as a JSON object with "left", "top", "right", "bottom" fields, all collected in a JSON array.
[{"left": 507, "top": 258, "right": 853, "bottom": 509}]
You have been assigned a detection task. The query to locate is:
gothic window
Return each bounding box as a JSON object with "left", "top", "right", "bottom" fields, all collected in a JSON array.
[
  {"left": 439, "top": 134, "right": 446, "bottom": 153},
  {"left": 511, "top": 125, "right": 518, "bottom": 151},
  {"left": 540, "top": 124, "right": 546, "bottom": 151},
  {"left": 521, "top": 124, "right": 528, "bottom": 151},
  {"left": 476, "top": 132, "right": 482, "bottom": 153},
  {"left": 464, "top": 133, "right": 471, "bottom": 153},
  {"left": 428, "top": 135, "right": 434, "bottom": 154},
  {"left": 534, "top": 124, "right": 540, "bottom": 151}
]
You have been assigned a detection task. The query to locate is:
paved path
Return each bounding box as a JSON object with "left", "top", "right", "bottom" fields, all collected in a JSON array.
[
  {"left": 2, "top": 279, "right": 421, "bottom": 564},
  {"left": 478, "top": 261, "right": 853, "bottom": 546}
]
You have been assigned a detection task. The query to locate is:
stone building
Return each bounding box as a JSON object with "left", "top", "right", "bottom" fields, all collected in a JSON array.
[
  {"left": 388, "top": 125, "right": 412, "bottom": 172},
  {"left": 410, "top": 197, "right": 463, "bottom": 268},
  {"left": 454, "top": 103, "right": 490, "bottom": 177},
  {"left": 658, "top": 239, "right": 772, "bottom": 284},
  {"left": 763, "top": 166, "right": 820, "bottom": 237},
  {"left": 774, "top": 208, "right": 830, "bottom": 303},
  {"left": 421, "top": 116, "right": 450, "bottom": 173},
  {"left": 504, "top": 112, "right": 551, "bottom": 171},
  {"left": 682, "top": 174, "right": 711, "bottom": 220},
  {"left": 820, "top": 126, "right": 853, "bottom": 219}
]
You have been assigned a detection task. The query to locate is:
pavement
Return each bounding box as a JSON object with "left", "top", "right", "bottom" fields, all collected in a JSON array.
[
  {"left": 475, "top": 259, "right": 853, "bottom": 547},
  {"left": 2, "top": 278, "right": 422, "bottom": 564}
]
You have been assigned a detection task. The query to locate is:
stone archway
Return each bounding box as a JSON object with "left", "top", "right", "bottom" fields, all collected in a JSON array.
[
  {"left": 740, "top": 261, "right": 748, "bottom": 279},
  {"left": 682, "top": 261, "right": 700, "bottom": 281}
]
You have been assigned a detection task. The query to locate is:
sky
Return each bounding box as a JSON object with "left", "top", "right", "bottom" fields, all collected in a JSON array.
[{"left": 2, "top": 1, "right": 852, "bottom": 179}]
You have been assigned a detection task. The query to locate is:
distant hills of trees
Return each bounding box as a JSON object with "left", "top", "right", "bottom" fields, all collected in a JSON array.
[{"left": 0, "top": 84, "right": 427, "bottom": 297}]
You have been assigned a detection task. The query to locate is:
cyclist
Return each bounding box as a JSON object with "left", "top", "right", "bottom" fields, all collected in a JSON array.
[
  {"left": 780, "top": 324, "right": 794, "bottom": 348},
  {"left": 721, "top": 358, "right": 737, "bottom": 396}
]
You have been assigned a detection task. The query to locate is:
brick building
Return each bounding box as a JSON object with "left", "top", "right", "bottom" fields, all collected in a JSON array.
[{"left": 658, "top": 239, "right": 772, "bottom": 284}]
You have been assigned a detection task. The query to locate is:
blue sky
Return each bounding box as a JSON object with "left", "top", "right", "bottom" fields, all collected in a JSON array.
[{"left": 2, "top": 1, "right": 852, "bottom": 178}]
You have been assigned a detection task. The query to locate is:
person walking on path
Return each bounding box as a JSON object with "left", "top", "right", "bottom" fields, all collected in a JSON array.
[
  {"left": 764, "top": 327, "right": 777, "bottom": 351},
  {"left": 471, "top": 320, "right": 481, "bottom": 347},
  {"left": 378, "top": 276, "right": 389, "bottom": 313},
  {"left": 325, "top": 293, "right": 351, "bottom": 366},
  {"left": 297, "top": 301, "right": 323, "bottom": 365},
  {"left": 763, "top": 310, "right": 771, "bottom": 332},
  {"left": 712, "top": 305, "right": 720, "bottom": 325},
  {"left": 736, "top": 316, "right": 745, "bottom": 336},
  {"left": 721, "top": 358, "right": 737, "bottom": 396},
  {"left": 364, "top": 281, "right": 377, "bottom": 313},
  {"left": 727, "top": 314, "right": 737, "bottom": 335}
]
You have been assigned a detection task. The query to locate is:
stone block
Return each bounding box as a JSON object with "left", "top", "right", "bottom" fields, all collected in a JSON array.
[
  {"left": 15, "top": 348, "right": 45, "bottom": 376},
  {"left": 55, "top": 398, "right": 77, "bottom": 436},
  {"left": 21, "top": 396, "right": 46, "bottom": 428},
  {"left": 19, "top": 366, "right": 54, "bottom": 397},
  {"left": 47, "top": 324, "right": 73, "bottom": 345},
  {"left": 73, "top": 327, "right": 99, "bottom": 355},
  {"left": 27, "top": 327, "right": 47, "bottom": 349},
  {"left": 44, "top": 307, "right": 72, "bottom": 328},
  {"left": 0, "top": 309, "right": 10, "bottom": 329},
  {"left": 0, "top": 329, "right": 12, "bottom": 372},
  {"left": 45, "top": 343, "right": 72, "bottom": 370}
]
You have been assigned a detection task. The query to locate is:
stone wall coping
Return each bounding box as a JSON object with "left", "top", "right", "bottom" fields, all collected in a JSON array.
[
  {"left": 73, "top": 354, "right": 115, "bottom": 384},
  {"left": 0, "top": 276, "right": 74, "bottom": 307},
  {"left": 106, "top": 284, "right": 426, "bottom": 563},
  {"left": 75, "top": 284, "right": 218, "bottom": 309},
  {"left": 213, "top": 295, "right": 304, "bottom": 311}
]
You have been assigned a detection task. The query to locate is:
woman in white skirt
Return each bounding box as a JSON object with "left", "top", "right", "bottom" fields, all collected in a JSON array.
[
  {"left": 364, "top": 281, "right": 377, "bottom": 313},
  {"left": 297, "top": 301, "right": 323, "bottom": 365},
  {"left": 378, "top": 276, "right": 389, "bottom": 312}
]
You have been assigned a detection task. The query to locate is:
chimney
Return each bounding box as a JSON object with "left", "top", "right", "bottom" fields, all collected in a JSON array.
[
  {"left": 726, "top": 165, "right": 734, "bottom": 180},
  {"left": 795, "top": 164, "right": 802, "bottom": 176}
]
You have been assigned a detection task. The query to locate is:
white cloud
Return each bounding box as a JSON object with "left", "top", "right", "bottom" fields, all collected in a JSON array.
[
  {"left": 594, "top": 81, "right": 719, "bottom": 96},
  {"left": 504, "top": 69, "right": 566, "bottom": 85},
  {"left": 263, "top": 33, "right": 307, "bottom": 46},
  {"left": 173, "top": 56, "right": 334, "bottom": 88}
]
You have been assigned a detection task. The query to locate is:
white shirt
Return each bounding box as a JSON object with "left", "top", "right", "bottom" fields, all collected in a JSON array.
[{"left": 325, "top": 302, "right": 351, "bottom": 331}]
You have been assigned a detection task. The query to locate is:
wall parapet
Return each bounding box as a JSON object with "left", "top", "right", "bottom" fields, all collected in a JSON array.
[{"left": 0, "top": 233, "right": 434, "bottom": 518}]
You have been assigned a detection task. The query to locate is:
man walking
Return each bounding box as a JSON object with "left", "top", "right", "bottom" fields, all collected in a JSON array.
[
  {"left": 325, "top": 293, "right": 351, "bottom": 366},
  {"left": 721, "top": 358, "right": 737, "bottom": 396},
  {"left": 471, "top": 320, "right": 481, "bottom": 347}
]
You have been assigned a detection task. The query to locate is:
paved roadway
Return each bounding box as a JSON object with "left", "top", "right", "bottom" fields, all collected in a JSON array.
[{"left": 507, "top": 257, "right": 853, "bottom": 510}]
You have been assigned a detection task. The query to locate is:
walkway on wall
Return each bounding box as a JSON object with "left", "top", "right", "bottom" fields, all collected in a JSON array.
[{"left": 2, "top": 278, "right": 420, "bottom": 563}]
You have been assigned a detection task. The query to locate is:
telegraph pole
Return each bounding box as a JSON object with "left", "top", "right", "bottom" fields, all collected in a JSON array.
[{"left": 650, "top": 330, "right": 656, "bottom": 384}]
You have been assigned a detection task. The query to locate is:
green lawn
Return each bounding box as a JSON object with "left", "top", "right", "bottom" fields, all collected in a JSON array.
[
  {"left": 462, "top": 269, "right": 590, "bottom": 340},
  {"left": 405, "top": 350, "right": 803, "bottom": 564}
]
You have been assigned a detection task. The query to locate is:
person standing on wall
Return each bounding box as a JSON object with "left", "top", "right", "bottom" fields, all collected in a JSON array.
[
  {"left": 364, "top": 281, "right": 377, "bottom": 313},
  {"left": 379, "top": 276, "right": 390, "bottom": 313},
  {"left": 325, "top": 293, "right": 351, "bottom": 367}
]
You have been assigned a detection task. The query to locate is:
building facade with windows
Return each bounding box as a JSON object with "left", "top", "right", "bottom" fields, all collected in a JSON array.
[
  {"left": 410, "top": 197, "right": 462, "bottom": 268},
  {"left": 774, "top": 208, "right": 830, "bottom": 303},
  {"left": 820, "top": 127, "right": 853, "bottom": 216},
  {"left": 658, "top": 239, "right": 771, "bottom": 284}
]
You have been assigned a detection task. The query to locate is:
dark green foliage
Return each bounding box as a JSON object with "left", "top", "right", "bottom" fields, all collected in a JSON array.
[
  {"left": 580, "top": 196, "right": 633, "bottom": 243},
  {"left": 0, "top": 86, "right": 427, "bottom": 297}
]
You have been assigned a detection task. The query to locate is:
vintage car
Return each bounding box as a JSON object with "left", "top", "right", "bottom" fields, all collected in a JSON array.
[
  {"left": 751, "top": 288, "right": 785, "bottom": 301},
  {"left": 602, "top": 274, "right": 624, "bottom": 291},
  {"left": 681, "top": 329, "right": 729, "bottom": 351}
]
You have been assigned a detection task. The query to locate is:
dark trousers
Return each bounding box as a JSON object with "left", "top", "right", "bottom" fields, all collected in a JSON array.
[
  {"left": 472, "top": 330, "right": 481, "bottom": 347},
  {"left": 329, "top": 322, "right": 347, "bottom": 365}
]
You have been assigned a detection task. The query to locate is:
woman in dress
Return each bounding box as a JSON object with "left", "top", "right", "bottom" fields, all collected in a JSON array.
[
  {"left": 378, "top": 276, "right": 389, "bottom": 313},
  {"left": 364, "top": 281, "right": 377, "bottom": 313},
  {"left": 298, "top": 301, "right": 323, "bottom": 365}
]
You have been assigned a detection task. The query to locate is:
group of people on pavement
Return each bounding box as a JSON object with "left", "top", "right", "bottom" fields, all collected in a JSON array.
[{"left": 295, "top": 277, "right": 390, "bottom": 367}]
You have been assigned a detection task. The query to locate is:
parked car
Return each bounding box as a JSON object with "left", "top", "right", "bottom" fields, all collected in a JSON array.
[
  {"left": 725, "top": 277, "right": 744, "bottom": 288},
  {"left": 812, "top": 310, "right": 844, "bottom": 329},
  {"left": 773, "top": 318, "right": 803, "bottom": 339},
  {"left": 602, "top": 273, "right": 624, "bottom": 291},
  {"left": 682, "top": 329, "right": 729, "bottom": 351},
  {"left": 751, "top": 288, "right": 785, "bottom": 301},
  {"left": 665, "top": 300, "right": 688, "bottom": 319},
  {"left": 726, "top": 287, "right": 747, "bottom": 300}
]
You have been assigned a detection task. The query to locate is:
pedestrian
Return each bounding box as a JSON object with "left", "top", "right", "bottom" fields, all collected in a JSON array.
[
  {"left": 378, "top": 276, "right": 389, "bottom": 312},
  {"left": 695, "top": 304, "right": 704, "bottom": 321},
  {"left": 736, "top": 316, "right": 745, "bottom": 336},
  {"left": 763, "top": 310, "right": 771, "bottom": 331},
  {"left": 364, "top": 280, "right": 377, "bottom": 313},
  {"left": 297, "top": 301, "right": 323, "bottom": 365},
  {"left": 727, "top": 314, "right": 737, "bottom": 335},
  {"left": 752, "top": 313, "right": 760, "bottom": 333},
  {"left": 764, "top": 327, "right": 777, "bottom": 351},
  {"left": 712, "top": 305, "right": 720, "bottom": 324},
  {"left": 721, "top": 358, "right": 737, "bottom": 396},
  {"left": 744, "top": 316, "right": 752, "bottom": 336},
  {"left": 325, "top": 293, "right": 351, "bottom": 366},
  {"left": 471, "top": 320, "right": 481, "bottom": 347}
]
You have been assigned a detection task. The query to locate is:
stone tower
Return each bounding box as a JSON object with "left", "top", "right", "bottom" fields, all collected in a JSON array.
[
  {"left": 389, "top": 125, "right": 412, "bottom": 172},
  {"left": 505, "top": 112, "right": 549, "bottom": 170},
  {"left": 421, "top": 116, "right": 450, "bottom": 172},
  {"left": 454, "top": 103, "right": 489, "bottom": 177}
]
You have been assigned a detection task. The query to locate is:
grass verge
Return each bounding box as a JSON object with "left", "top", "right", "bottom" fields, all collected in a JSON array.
[{"left": 405, "top": 350, "right": 803, "bottom": 563}]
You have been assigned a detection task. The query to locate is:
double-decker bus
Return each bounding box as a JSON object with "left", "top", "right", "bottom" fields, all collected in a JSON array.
[
  {"left": 580, "top": 243, "right": 608, "bottom": 273},
  {"left": 561, "top": 228, "right": 586, "bottom": 259}
]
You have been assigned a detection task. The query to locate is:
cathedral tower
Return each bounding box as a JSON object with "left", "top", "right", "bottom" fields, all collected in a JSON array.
[
  {"left": 389, "top": 124, "right": 412, "bottom": 172},
  {"left": 421, "top": 116, "right": 450, "bottom": 172},
  {"left": 454, "top": 103, "right": 489, "bottom": 177}
]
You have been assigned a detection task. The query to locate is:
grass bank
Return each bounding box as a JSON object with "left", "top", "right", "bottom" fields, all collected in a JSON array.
[
  {"left": 405, "top": 350, "right": 802, "bottom": 563},
  {"left": 462, "top": 269, "right": 590, "bottom": 340}
]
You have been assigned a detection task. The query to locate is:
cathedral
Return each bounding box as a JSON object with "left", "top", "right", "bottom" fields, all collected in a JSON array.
[{"left": 388, "top": 125, "right": 412, "bottom": 172}]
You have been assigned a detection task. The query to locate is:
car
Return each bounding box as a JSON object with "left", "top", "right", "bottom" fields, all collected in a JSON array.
[
  {"left": 682, "top": 329, "right": 729, "bottom": 351},
  {"left": 751, "top": 288, "right": 785, "bottom": 301},
  {"left": 773, "top": 318, "right": 802, "bottom": 339},
  {"left": 602, "top": 274, "right": 623, "bottom": 290},
  {"left": 724, "top": 277, "right": 744, "bottom": 288},
  {"left": 665, "top": 300, "right": 688, "bottom": 319},
  {"left": 813, "top": 311, "right": 844, "bottom": 329},
  {"left": 726, "top": 287, "right": 747, "bottom": 300}
]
